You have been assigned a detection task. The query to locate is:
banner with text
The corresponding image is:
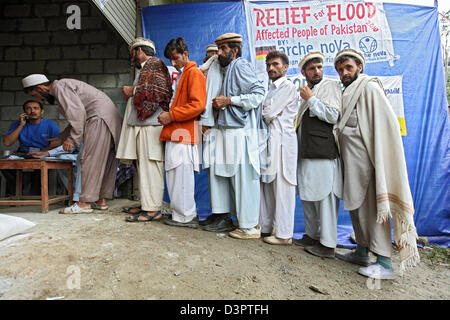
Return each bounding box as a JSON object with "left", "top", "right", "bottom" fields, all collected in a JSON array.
[
  {"left": 245, "top": 0, "right": 396, "bottom": 75},
  {"left": 244, "top": 0, "right": 406, "bottom": 134}
]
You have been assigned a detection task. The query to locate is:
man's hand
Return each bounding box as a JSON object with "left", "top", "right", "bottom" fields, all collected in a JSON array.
[
  {"left": 62, "top": 140, "right": 74, "bottom": 152},
  {"left": 201, "top": 125, "right": 210, "bottom": 137},
  {"left": 300, "top": 86, "right": 314, "bottom": 101},
  {"left": 46, "top": 137, "right": 63, "bottom": 149},
  {"left": 28, "top": 151, "right": 50, "bottom": 158},
  {"left": 212, "top": 96, "right": 231, "bottom": 110},
  {"left": 122, "top": 86, "right": 135, "bottom": 101},
  {"left": 19, "top": 113, "right": 28, "bottom": 127},
  {"left": 157, "top": 111, "right": 172, "bottom": 125}
]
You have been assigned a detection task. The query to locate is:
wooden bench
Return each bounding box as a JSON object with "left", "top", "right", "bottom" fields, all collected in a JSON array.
[{"left": 0, "top": 159, "right": 73, "bottom": 213}]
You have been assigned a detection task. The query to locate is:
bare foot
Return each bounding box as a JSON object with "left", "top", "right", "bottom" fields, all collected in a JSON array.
[
  {"left": 96, "top": 199, "right": 107, "bottom": 206},
  {"left": 77, "top": 202, "right": 92, "bottom": 210}
]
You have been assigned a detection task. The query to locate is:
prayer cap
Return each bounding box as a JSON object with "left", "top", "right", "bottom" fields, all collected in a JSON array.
[
  {"left": 298, "top": 51, "right": 325, "bottom": 70},
  {"left": 129, "top": 37, "right": 155, "bottom": 53},
  {"left": 22, "top": 74, "right": 49, "bottom": 89},
  {"left": 206, "top": 44, "right": 218, "bottom": 52},
  {"left": 215, "top": 33, "right": 242, "bottom": 46},
  {"left": 334, "top": 48, "right": 365, "bottom": 68}
]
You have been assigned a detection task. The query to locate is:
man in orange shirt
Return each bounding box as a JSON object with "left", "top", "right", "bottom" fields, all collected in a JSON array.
[{"left": 158, "top": 37, "right": 207, "bottom": 228}]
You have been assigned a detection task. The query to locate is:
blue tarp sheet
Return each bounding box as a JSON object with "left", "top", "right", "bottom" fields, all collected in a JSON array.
[{"left": 142, "top": 1, "right": 450, "bottom": 247}]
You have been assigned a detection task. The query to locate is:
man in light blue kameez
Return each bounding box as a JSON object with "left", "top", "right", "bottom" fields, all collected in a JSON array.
[{"left": 202, "top": 33, "right": 265, "bottom": 239}]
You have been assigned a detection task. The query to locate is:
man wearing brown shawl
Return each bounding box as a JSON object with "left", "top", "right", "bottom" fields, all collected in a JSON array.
[
  {"left": 333, "top": 49, "right": 419, "bottom": 280},
  {"left": 117, "top": 37, "right": 172, "bottom": 222}
]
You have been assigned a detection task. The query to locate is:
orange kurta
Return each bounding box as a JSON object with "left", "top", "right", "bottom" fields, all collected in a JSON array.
[{"left": 159, "top": 61, "right": 206, "bottom": 145}]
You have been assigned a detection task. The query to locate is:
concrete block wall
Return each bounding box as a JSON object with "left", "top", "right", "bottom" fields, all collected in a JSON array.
[{"left": 0, "top": 0, "right": 134, "bottom": 153}]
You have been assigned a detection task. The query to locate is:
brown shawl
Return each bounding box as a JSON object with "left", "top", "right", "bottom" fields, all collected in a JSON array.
[{"left": 133, "top": 56, "right": 172, "bottom": 120}]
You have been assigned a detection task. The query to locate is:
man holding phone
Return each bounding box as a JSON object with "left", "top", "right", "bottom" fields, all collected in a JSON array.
[
  {"left": 2, "top": 99, "right": 61, "bottom": 196},
  {"left": 3, "top": 99, "right": 60, "bottom": 153}
]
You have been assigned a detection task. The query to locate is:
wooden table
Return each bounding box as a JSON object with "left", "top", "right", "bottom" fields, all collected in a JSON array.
[{"left": 0, "top": 159, "right": 73, "bottom": 213}]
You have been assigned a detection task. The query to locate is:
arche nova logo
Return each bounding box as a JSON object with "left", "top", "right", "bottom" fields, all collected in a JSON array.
[
  {"left": 359, "top": 36, "right": 378, "bottom": 54},
  {"left": 359, "top": 36, "right": 389, "bottom": 62}
]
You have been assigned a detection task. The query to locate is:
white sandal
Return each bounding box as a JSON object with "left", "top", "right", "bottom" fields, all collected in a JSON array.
[{"left": 59, "top": 203, "right": 94, "bottom": 214}]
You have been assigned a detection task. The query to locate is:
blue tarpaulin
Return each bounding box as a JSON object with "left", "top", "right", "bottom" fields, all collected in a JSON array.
[{"left": 142, "top": 0, "right": 450, "bottom": 247}]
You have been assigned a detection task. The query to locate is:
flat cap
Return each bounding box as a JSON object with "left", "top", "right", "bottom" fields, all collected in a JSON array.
[
  {"left": 129, "top": 37, "right": 155, "bottom": 53},
  {"left": 215, "top": 33, "right": 242, "bottom": 46},
  {"left": 22, "top": 74, "right": 49, "bottom": 89},
  {"left": 298, "top": 51, "right": 325, "bottom": 70},
  {"left": 206, "top": 44, "right": 218, "bottom": 52},
  {"left": 334, "top": 48, "right": 365, "bottom": 68}
]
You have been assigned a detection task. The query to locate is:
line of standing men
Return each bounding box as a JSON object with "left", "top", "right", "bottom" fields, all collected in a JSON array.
[{"left": 20, "top": 32, "right": 419, "bottom": 280}]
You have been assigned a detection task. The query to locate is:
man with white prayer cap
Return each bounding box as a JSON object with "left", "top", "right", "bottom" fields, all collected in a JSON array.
[
  {"left": 22, "top": 73, "right": 122, "bottom": 214},
  {"left": 117, "top": 36, "right": 172, "bottom": 222},
  {"left": 333, "top": 48, "right": 419, "bottom": 279},
  {"left": 294, "top": 51, "right": 343, "bottom": 258}
]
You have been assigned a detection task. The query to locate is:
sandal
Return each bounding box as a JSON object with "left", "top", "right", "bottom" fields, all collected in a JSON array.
[
  {"left": 91, "top": 202, "right": 108, "bottom": 210},
  {"left": 122, "top": 206, "right": 141, "bottom": 214},
  {"left": 125, "top": 211, "right": 162, "bottom": 222},
  {"left": 59, "top": 203, "right": 94, "bottom": 214}
]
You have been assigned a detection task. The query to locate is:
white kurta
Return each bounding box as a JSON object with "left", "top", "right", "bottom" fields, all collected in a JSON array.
[
  {"left": 259, "top": 77, "right": 299, "bottom": 239},
  {"left": 116, "top": 63, "right": 166, "bottom": 211},
  {"left": 297, "top": 78, "right": 343, "bottom": 201},
  {"left": 296, "top": 78, "right": 343, "bottom": 248},
  {"left": 165, "top": 141, "right": 200, "bottom": 222}
]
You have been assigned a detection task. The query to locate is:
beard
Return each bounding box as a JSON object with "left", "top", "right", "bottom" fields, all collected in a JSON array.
[
  {"left": 132, "top": 55, "right": 141, "bottom": 69},
  {"left": 305, "top": 74, "right": 323, "bottom": 87},
  {"left": 342, "top": 72, "right": 359, "bottom": 87},
  {"left": 218, "top": 51, "right": 234, "bottom": 68},
  {"left": 40, "top": 91, "right": 55, "bottom": 105}
]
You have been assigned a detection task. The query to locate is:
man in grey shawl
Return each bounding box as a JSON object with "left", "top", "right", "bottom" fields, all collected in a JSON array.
[
  {"left": 202, "top": 33, "right": 266, "bottom": 239},
  {"left": 333, "top": 49, "right": 419, "bottom": 280}
]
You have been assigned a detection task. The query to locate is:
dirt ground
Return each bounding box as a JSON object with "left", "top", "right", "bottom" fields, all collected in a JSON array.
[{"left": 0, "top": 198, "right": 448, "bottom": 301}]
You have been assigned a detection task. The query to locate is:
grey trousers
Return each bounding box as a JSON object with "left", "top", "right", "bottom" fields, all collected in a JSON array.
[
  {"left": 349, "top": 176, "right": 392, "bottom": 258},
  {"left": 302, "top": 192, "right": 340, "bottom": 248}
]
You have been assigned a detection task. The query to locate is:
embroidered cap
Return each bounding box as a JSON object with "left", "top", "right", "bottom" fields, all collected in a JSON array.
[
  {"left": 334, "top": 48, "right": 365, "bottom": 68},
  {"left": 215, "top": 33, "right": 242, "bottom": 46},
  {"left": 22, "top": 74, "right": 49, "bottom": 89},
  {"left": 298, "top": 51, "right": 325, "bottom": 70},
  {"left": 129, "top": 37, "right": 156, "bottom": 53}
]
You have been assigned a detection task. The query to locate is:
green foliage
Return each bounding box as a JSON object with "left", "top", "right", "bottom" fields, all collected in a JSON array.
[{"left": 422, "top": 246, "right": 450, "bottom": 266}]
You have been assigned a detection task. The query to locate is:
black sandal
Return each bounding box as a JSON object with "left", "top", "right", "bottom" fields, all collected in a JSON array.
[
  {"left": 122, "top": 206, "right": 141, "bottom": 214},
  {"left": 125, "top": 211, "right": 162, "bottom": 222}
]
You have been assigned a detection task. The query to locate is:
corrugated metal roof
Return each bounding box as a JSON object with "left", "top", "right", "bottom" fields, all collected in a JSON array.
[{"left": 91, "top": 0, "right": 136, "bottom": 44}]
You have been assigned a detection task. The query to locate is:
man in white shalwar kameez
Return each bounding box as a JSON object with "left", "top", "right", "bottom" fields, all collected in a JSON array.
[
  {"left": 202, "top": 33, "right": 266, "bottom": 239},
  {"left": 116, "top": 37, "right": 172, "bottom": 222},
  {"left": 294, "top": 52, "right": 343, "bottom": 258},
  {"left": 259, "top": 51, "right": 299, "bottom": 245}
]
